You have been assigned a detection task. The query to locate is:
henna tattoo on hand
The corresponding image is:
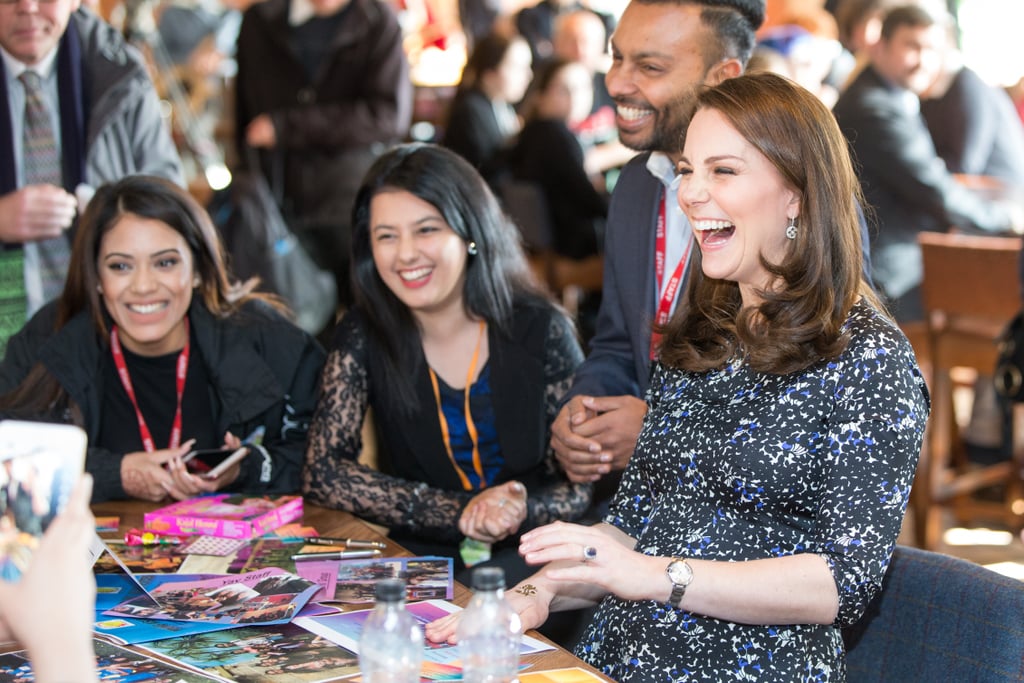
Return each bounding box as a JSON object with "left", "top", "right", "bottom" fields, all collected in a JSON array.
[{"left": 515, "top": 584, "right": 538, "bottom": 597}]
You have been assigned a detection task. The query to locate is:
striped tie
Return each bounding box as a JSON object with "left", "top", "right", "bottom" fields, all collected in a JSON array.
[{"left": 20, "top": 70, "right": 72, "bottom": 306}]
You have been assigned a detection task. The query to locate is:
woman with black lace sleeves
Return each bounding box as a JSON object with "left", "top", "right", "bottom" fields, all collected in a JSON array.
[{"left": 303, "top": 143, "right": 591, "bottom": 585}]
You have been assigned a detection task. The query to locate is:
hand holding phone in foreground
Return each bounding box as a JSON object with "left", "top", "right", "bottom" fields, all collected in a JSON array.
[{"left": 0, "top": 474, "right": 98, "bottom": 682}]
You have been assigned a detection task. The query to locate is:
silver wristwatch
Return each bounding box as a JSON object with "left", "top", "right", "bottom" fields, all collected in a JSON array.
[{"left": 666, "top": 557, "right": 693, "bottom": 608}]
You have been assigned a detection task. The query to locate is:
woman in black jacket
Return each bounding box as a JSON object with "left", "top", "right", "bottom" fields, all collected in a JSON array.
[{"left": 0, "top": 176, "right": 325, "bottom": 503}]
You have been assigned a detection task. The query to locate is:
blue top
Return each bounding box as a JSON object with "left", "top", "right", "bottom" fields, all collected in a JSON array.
[{"left": 436, "top": 363, "right": 502, "bottom": 489}]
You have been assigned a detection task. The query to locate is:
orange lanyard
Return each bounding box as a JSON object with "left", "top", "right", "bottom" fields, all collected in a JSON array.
[{"left": 428, "top": 321, "right": 486, "bottom": 491}]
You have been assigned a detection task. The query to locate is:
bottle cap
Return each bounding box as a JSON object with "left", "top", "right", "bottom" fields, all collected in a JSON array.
[
  {"left": 375, "top": 578, "right": 406, "bottom": 602},
  {"left": 471, "top": 566, "right": 506, "bottom": 591}
]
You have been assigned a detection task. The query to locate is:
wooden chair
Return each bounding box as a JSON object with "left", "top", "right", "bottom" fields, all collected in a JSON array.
[
  {"left": 912, "top": 231, "right": 1024, "bottom": 549},
  {"left": 499, "top": 179, "right": 602, "bottom": 317}
]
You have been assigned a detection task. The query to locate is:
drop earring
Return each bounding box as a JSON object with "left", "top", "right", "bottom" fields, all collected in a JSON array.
[
  {"left": 467, "top": 241, "right": 478, "bottom": 255},
  {"left": 786, "top": 216, "right": 798, "bottom": 240}
]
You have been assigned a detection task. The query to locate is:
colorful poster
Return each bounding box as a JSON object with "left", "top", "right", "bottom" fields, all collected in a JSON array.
[
  {"left": 103, "top": 568, "right": 319, "bottom": 626},
  {"left": 142, "top": 622, "right": 360, "bottom": 682},
  {"left": 295, "top": 599, "right": 553, "bottom": 665},
  {"left": 294, "top": 556, "right": 453, "bottom": 604},
  {"left": 0, "top": 639, "right": 220, "bottom": 682}
]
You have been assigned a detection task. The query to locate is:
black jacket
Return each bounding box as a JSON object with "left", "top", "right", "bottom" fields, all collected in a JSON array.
[{"left": 0, "top": 300, "right": 325, "bottom": 502}]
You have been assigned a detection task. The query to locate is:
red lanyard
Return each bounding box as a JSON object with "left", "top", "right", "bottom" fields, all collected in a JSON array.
[
  {"left": 428, "top": 321, "right": 486, "bottom": 491},
  {"left": 110, "top": 320, "right": 190, "bottom": 453},
  {"left": 650, "top": 189, "right": 692, "bottom": 359}
]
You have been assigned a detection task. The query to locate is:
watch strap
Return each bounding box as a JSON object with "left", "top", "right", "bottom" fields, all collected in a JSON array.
[{"left": 667, "top": 557, "right": 692, "bottom": 609}]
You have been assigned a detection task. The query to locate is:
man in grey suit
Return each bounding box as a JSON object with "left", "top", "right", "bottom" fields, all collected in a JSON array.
[
  {"left": 832, "top": 4, "right": 1023, "bottom": 322},
  {"left": 551, "top": 0, "right": 764, "bottom": 486}
]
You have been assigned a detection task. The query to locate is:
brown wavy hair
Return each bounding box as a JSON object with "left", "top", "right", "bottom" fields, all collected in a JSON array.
[{"left": 658, "top": 72, "right": 885, "bottom": 375}]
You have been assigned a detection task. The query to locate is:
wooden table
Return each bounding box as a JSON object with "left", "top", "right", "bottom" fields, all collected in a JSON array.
[{"left": 92, "top": 500, "right": 611, "bottom": 680}]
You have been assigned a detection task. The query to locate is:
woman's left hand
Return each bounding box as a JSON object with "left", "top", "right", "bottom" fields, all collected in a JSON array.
[{"left": 519, "top": 521, "right": 667, "bottom": 603}]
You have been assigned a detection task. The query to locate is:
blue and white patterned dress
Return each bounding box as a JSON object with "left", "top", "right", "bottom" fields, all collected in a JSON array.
[{"left": 574, "top": 302, "right": 930, "bottom": 682}]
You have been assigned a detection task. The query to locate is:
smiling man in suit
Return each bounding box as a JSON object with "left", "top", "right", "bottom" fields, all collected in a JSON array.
[{"left": 550, "top": 0, "right": 765, "bottom": 492}]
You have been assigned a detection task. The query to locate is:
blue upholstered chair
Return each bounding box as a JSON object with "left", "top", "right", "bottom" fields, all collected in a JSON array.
[{"left": 844, "top": 545, "right": 1024, "bottom": 682}]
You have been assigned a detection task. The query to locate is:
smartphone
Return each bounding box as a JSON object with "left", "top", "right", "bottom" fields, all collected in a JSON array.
[
  {"left": 182, "top": 446, "right": 249, "bottom": 479},
  {"left": 0, "top": 420, "right": 88, "bottom": 581}
]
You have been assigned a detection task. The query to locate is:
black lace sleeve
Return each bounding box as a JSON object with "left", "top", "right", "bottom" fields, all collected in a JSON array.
[
  {"left": 523, "top": 311, "right": 592, "bottom": 527},
  {"left": 303, "top": 314, "right": 474, "bottom": 543}
]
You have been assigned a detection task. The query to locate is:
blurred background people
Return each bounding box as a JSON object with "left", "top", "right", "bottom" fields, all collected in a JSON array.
[
  {"left": 832, "top": 4, "right": 1023, "bottom": 323},
  {"left": 234, "top": 0, "right": 413, "bottom": 316},
  {"left": 441, "top": 31, "right": 533, "bottom": 188},
  {"left": 752, "top": 23, "right": 843, "bottom": 106},
  {"left": 0, "top": 176, "right": 324, "bottom": 503},
  {"left": 515, "top": 0, "right": 614, "bottom": 65},
  {"left": 919, "top": 23, "right": 1024, "bottom": 191},
  {"left": 507, "top": 58, "right": 607, "bottom": 261},
  {"left": 550, "top": 8, "right": 633, "bottom": 178}
]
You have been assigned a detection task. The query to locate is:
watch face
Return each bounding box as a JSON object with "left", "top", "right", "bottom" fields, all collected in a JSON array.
[{"left": 668, "top": 559, "right": 692, "bottom": 585}]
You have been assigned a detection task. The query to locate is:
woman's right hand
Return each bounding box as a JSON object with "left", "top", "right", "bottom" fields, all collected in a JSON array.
[
  {"left": 120, "top": 440, "right": 195, "bottom": 502},
  {"left": 424, "top": 577, "right": 553, "bottom": 646}
]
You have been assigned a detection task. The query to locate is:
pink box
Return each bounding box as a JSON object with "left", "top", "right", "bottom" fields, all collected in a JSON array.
[{"left": 144, "top": 494, "right": 303, "bottom": 539}]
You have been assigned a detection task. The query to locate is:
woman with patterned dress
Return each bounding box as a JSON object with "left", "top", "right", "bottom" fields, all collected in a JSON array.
[
  {"left": 427, "top": 73, "right": 930, "bottom": 680},
  {"left": 303, "top": 143, "right": 591, "bottom": 586}
]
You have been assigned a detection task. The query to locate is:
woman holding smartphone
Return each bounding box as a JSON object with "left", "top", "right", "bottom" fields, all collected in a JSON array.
[{"left": 0, "top": 176, "right": 325, "bottom": 503}]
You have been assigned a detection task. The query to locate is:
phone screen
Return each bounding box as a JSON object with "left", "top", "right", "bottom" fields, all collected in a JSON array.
[
  {"left": 0, "top": 421, "right": 87, "bottom": 581},
  {"left": 183, "top": 448, "right": 236, "bottom": 473}
]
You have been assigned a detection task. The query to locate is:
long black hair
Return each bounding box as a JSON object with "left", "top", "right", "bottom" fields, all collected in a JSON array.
[{"left": 350, "top": 143, "right": 541, "bottom": 412}]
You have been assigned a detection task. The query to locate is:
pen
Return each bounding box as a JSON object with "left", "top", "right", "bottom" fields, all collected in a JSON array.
[
  {"left": 291, "top": 549, "right": 382, "bottom": 561},
  {"left": 303, "top": 537, "right": 387, "bottom": 550}
]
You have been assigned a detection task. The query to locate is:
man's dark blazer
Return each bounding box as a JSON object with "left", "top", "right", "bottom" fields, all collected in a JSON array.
[{"left": 833, "top": 64, "right": 1014, "bottom": 304}]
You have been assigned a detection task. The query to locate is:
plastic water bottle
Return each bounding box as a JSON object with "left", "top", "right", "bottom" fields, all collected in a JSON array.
[
  {"left": 359, "top": 578, "right": 423, "bottom": 682},
  {"left": 457, "top": 566, "right": 523, "bottom": 683}
]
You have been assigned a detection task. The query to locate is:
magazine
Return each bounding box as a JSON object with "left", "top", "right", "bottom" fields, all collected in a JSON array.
[
  {"left": 141, "top": 622, "right": 360, "bottom": 683},
  {"left": 0, "top": 421, "right": 86, "bottom": 581},
  {"left": 0, "top": 639, "right": 221, "bottom": 682},
  {"left": 103, "top": 567, "right": 319, "bottom": 625},
  {"left": 94, "top": 574, "right": 240, "bottom": 645},
  {"left": 293, "top": 555, "right": 454, "bottom": 604},
  {"left": 294, "top": 599, "right": 554, "bottom": 666},
  {"left": 144, "top": 494, "right": 303, "bottom": 539}
]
